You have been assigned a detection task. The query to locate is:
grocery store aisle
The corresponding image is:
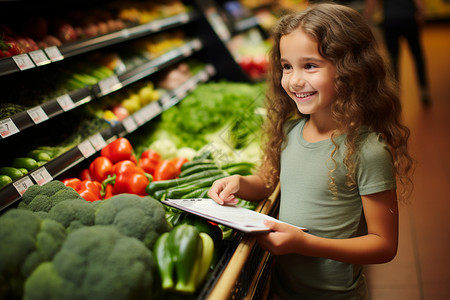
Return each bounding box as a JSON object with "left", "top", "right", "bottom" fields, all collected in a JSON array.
[{"left": 365, "top": 22, "right": 450, "bottom": 300}]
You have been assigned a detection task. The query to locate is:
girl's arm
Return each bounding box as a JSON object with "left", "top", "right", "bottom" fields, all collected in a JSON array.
[
  {"left": 208, "top": 174, "right": 273, "bottom": 205},
  {"left": 257, "top": 189, "right": 399, "bottom": 264}
]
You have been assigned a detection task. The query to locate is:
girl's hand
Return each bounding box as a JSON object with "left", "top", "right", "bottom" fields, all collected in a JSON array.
[
  {"left": 208, "top": 175, "right": 240, "bottom": 205},
  {"left": 256, "top": 220, "right": 308, "bottom": 256}
]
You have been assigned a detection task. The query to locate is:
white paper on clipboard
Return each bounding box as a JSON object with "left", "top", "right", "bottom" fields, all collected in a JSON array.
[{"left": 162, "top": 198, "right": 307, "bottom": 234}]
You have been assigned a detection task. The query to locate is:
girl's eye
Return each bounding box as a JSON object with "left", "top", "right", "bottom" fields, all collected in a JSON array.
[
  {"left": 305, "top": 63, "right": 317, "bottom": 70},
  {"left": 281, "top": 64, "right": 292, "bottom": 71}
]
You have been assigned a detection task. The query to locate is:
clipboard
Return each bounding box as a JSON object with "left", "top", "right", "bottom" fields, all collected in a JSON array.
[{"left": 162, "top": 198, "right": 307, "bottom": 233}]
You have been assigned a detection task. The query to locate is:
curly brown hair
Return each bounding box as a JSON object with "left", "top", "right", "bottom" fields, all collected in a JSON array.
[{"left": 259, "top": 3, "right": 414, "bottom": 201}]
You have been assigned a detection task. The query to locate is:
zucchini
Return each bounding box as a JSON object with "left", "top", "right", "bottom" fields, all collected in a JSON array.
[
  {"left": 166, "top": 174, "right": 226, "bottom": 199},
  {"left": 180, "top": 160, "right": 215, "bottom": 172},
  {"left": 146, "top": 169, "right": 224, "bottom": 195},
  {"left": 178, "top": 163, "right": 219, "bottom": 178},
  {"left": 181, "top": 187, "right": 210, "bottom": 199},
  {"left": 154, "top": 189, "right": 167, "bottom": 201},
  {"left": 220, "top": 162, "right": 255, "bottom": 176}
]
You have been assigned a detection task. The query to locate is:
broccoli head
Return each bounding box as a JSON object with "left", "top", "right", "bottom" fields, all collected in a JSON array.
[
  {"left": 23, "top": 225, "right": 157, "bottom": 300},
  {"left": 0, "top": 209, "right": 66, "bottom": 300},
  {"left": 19, "top": 180, "right": 83, "bottom": 213},
  {"left": 47, "top": 199, "right": 96, "bottom": 231},
  {"left": 94, "top": 194, "right": 171, "bottom": 249}
]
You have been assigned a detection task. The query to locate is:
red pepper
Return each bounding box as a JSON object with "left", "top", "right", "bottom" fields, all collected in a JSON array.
[
  {"left": 112, "top": 171, "right": 149, "bottom": 195},
  {"left": 153, "top": 160, "right": 178, "bottom": 181},
  {"left": 112, "top": 160, "right": 145, "bottom": 176},
  {"left": 170, "top": 157, "right": 189, "bottom": 175},
  {"left": 101, "top": 160, "right": 151, "bottom": 196},
  {"left": 76, "top": 180, "right": 102, "bottom": 202},
  {"left": 89, "top": 156, "right": 113, "bottom": 182},
  {"left": 139, "top": 149, "right": 161, "bottom": 175},
  {"left": 103, "top": 183, "right": 114, "bottom": 199},
  {"left": 101, "top": 137, "right": 134, "bottom": 164},
  {"left": 61, "top": 178, "right": 82, "bottom": 190},
  {"left": 79, "top": 168, "right": 92, "bottom": 181}
]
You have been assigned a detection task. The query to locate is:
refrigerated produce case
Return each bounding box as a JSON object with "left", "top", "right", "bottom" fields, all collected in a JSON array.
[{"left": 0, "top": 0, "right": 278, "bottom": 299}]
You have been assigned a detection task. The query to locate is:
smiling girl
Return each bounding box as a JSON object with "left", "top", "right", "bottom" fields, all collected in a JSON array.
[{"left": 208, "top": 3, "right": 413, "bottom": 299}]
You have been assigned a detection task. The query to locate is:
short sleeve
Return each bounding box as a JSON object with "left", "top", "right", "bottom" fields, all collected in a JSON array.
[{"left": 356, "top": 133, "right": 396, "bottom": 195}]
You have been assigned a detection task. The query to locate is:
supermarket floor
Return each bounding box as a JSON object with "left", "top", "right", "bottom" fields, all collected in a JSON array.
[{"left": 365, "top": 22, "right": 450, "bottom": 299}]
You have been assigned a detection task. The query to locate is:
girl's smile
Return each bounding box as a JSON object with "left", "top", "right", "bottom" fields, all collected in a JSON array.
[{"left": 280, "top": 28, "right": 336, "bottom": 118}]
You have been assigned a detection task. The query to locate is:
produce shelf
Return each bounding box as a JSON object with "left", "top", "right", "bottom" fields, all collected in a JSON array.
[
  {"left": 0, "top": 11, "right": 200, "bottom": 77},
  {"left": 0, "top": 64, "right": 216, "bottom": 212},
  {"left": 0, "top": 39, "right": 205, "bottom": 140}
]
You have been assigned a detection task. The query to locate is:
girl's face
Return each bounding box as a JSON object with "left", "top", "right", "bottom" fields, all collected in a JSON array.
[{"left": 280, "top": 28, "right": 336, "bottom": 118}]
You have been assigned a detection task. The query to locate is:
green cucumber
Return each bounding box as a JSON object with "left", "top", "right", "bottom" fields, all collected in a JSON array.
[
  {"left": 180, "top": 160, "right": 215, "bottom": 172},
  {"left": 146, "top": 169, "right": 224, "bottom": 195},
  {"left": 180, "top": 187, "right": 210, "bottom": 199},
  {"left": 178, "top": 163, "right": 219, "bottom": 178},
  {"left": 0, "top": 175, "right": 13, "bottom": 189},
  {"left": 11, "top": 157, "right": 38, "bottom": 171},
  {"left": 0, "top": 167, "right": 24, "bottom": 180},
  {"left": 27, "top": 149, "right": 53, "bottom": 161},
  {"left": 154, "top": 189, "right": 167, "bottom": 201},
  {"left": 166, "top": 174, "right": 226, "bottom": 199},
  {"left": 221, "top": 162, "right": 254, "bottom": 170}
]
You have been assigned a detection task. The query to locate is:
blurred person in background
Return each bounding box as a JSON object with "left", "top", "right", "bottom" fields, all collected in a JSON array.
[{"left": 364, "top": 0, "right": 431, "bottom": 106}]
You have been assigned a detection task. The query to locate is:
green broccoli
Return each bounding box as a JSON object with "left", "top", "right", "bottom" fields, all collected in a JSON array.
[
  {"left": 95, "top": 194, "right": 171, "bottom": 249},
  {"left": 0, "top": 209, "right": 66, "bottom": 300},
  {"left": 23, "top": 225, "right": 157, "bottom": 300},
  {"left": 19, "top": 180, "right": 83, "bottom": 213},
  {"left": 47, "top": 199, "right": 96, "bottom": 231}
]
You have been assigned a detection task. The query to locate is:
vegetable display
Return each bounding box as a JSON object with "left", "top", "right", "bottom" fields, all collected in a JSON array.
[
  {"left": 23, "top": 225, "right": 156, "bottom": 300},
  {"left": 154, "top": 224, "right": 214, "bottom": 294},
  {"left": 0, "top": 210, "right": 67, "bottom": 299}
]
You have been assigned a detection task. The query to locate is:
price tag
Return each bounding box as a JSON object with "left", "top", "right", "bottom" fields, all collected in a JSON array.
[
  {"left": 145, "top": 101, "right": 162, "bottom": 120},
  {"left": 44, "top": 46, "right": 63, "bottom": 61},
  {"left": 0, "top": 118, "right": 20, "bottom": 138},
  {"left": 179, "top": 13, "right": 189, "bottom": 23},
  {"left": 29, "top": 49, "right": 51, "bottom": 66},
  {"left": 30, "top": 167, "right": 53, "bottom": 186},
  {"left": 133, "top": 110, "right": 147, "bottom": 126},
  {"left": 181, "top": 45, "right": 192, "bottom": 57},
  {"left": 122, "top": 116, "right": 138, "bottom": 133},
  {"left": 12, "top": 54, "right": 35, "bottom": 71},
  {"left": 175, "top": 88, "right": 186, "bottom": 99},
  {"left": 56, "top": 94, "right": 75, "bottom": 111},
  {"left": 27, "top": 106, "right": 49, "bottom": 124},
  {"left": 159, "top": 94, "right": 172, "bottom": 108},
  {"left": 149, "top": 21, "right": 161, "bottom": 31},
  {"left": 98, "top": 75, "right": 121, "bottom": 95},
  {"left": 89, "top": 133, "right": 107, "bottom": 151},
  {"left": 13, "top": 176, "right": 34, "bottom": 196},
  {"left": 77, "top": 140, "right": 96, "bottom": 158},
  {"left": 121, "top": 28, "right": 130, "bottom": 38},
  {"left": 206, "top": 65, "right": 216, "bottom": 76},
  {"left": 192, "top": 39, "right": 202, "bottom": 50},
  {"left": 199, "top": 70, "right": 208, "bottom": 82}
]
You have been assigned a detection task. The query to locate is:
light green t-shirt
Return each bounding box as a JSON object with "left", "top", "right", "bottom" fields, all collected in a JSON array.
[{"left": 272, "top": 118, "right": 395, "bottom": 300}]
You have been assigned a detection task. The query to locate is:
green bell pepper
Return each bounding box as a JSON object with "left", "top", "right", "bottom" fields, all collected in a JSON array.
[{"left": 153, "top": 224, "right": 214, "bottom": 294}]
